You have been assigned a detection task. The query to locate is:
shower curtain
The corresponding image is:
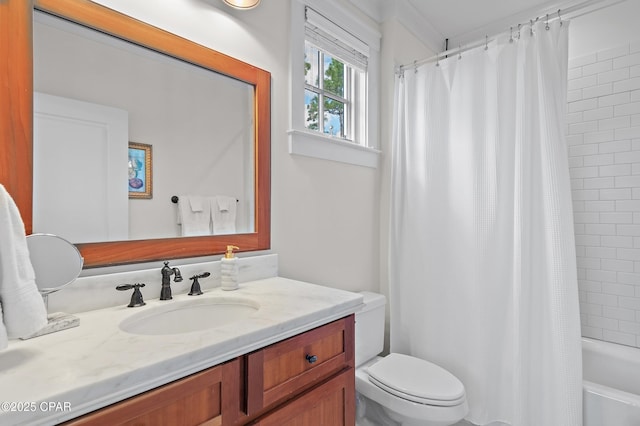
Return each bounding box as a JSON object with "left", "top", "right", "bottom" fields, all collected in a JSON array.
[{"left": 390, "top": 21, "right": 582, "bottom": 426}]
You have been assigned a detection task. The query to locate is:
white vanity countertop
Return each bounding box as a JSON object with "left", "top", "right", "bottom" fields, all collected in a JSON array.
[{"left": 0, "top": 277, "right": 363, "bottom": 425}]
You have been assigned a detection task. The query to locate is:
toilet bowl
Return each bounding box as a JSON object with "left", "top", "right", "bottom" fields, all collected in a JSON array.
[{"left": 355, "top": 292, "right": 468, "bottom": 426}]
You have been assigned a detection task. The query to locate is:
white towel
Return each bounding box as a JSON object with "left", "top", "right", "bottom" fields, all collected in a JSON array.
[
  {"left": 177, "top": 195, "right": 211, "bottom": 236},
  {"left": 0, "top": 184, "right": 48, "bottom": 347},
  {"left": 212, "top": 195, "right": 237, "bottom": 235}
]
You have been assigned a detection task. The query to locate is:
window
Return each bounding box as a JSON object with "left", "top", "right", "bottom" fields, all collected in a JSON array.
[{"left": 289, "top": 1, "right": 380, "bottom": 168}]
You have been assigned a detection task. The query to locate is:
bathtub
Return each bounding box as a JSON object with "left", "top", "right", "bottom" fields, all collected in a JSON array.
[{"left": 582, "top": 337, "right": 640, "bottom": 426}]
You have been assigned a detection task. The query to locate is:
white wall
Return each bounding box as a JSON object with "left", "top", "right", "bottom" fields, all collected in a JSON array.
[
  {"left": 568, "top": 0, "right": 640, "bottom": 348},
  {"left": 86, "top": 0, "right": 386, "bottom": 292}
]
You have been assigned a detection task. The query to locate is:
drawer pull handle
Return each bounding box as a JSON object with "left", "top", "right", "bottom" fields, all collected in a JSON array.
[{"left": 306, "top": 354, "right": 318, "bottom": 364}]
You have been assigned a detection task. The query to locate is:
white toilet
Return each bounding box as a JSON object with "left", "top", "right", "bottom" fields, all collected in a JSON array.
[{"left": 355, "top": 292, "right": 468, "bottom": 426}]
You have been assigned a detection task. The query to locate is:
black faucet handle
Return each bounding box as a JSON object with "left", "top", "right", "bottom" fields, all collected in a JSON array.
[
  {"left": 116, "top": 283, "right": 146, "bottom": 307},
  {"left": 188, "top": 272, "right": 210, "bottom": 296}
]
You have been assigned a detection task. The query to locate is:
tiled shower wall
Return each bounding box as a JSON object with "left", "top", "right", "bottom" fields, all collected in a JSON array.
[{"left": 568, "top": 40, "right": 640, "bottom": 348}]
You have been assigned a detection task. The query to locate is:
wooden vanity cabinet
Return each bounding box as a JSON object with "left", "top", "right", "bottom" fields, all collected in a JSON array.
[{"left": 63, "top": 315, "right": 355, "bottom": 426}]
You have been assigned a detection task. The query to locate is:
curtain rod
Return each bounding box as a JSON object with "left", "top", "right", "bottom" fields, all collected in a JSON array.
[{"left": 397, "top": 0, "right": 627, "bottom": 72}]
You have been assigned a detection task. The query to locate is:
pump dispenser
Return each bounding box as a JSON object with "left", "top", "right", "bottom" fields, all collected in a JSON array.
[{"left": 220, "top": 245, "right": 239, "bottom": 290}]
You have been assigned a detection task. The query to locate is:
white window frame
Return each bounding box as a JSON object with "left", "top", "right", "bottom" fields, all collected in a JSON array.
[{"left": 289, "top": 0, "right": 381, "bottom": 168}]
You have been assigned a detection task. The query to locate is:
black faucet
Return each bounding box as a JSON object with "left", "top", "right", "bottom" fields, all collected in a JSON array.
[
  {"left": 116, "top": 283, "right": 146, "bottom": 307},
  {"left": 188, "top": 272, "right": 211, "bottom": 296},
  {"left": 160, "top": 261, "right": 183, "bottom": 300}
]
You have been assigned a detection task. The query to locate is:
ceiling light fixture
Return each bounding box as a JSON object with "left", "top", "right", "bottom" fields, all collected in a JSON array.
[{"left": 223, "top": 0, "right": 261, "bottom": 10}]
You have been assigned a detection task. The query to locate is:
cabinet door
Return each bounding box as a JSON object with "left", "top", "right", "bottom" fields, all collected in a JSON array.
[
  {"left": 64, "top": 358, "right": 241, "bottom": 426},
  {"left": 250, "top": 368, "right": 355, "bottom": 426}
]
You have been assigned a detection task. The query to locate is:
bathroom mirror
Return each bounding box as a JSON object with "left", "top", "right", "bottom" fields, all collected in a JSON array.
[
  {"left": 0, "top": 0, "right": 271, "bottom": 267},
  {"left": 27, "top": 233, "right": 84, "bottom": 295}
]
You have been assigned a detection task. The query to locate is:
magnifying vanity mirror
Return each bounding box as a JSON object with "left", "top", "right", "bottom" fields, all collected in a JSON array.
[
  {"left": 0, "top": 0, "right": 271, "bottom": 268},
  {"left": 27, "top": 233, "right": 83, "bottom": 295}
]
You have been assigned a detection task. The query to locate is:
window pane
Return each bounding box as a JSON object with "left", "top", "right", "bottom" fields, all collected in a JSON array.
[
  {"left": 323, "top": 96, "right": 344, "bottom": 137},
  {"left": 323, "top": 54, "right": 344, "bottom": 98},
  {"left": 304, "top": 89, "right": 320, "bottom": 131},
  {"left": 304, "top": 43, "right": 320, "bottom": 87}
]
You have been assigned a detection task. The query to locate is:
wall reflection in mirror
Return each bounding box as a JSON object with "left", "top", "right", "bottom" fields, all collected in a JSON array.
[{"left": 33, "top": 12, "right": 255, "bottom": 244}]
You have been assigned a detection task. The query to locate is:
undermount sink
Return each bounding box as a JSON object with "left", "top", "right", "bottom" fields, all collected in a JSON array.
[{"left": 119, "top": 297, "right": 260, "bottom": 335}]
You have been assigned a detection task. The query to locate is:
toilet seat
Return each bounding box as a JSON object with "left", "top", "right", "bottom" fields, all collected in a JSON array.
[{"left": 367, "top": 353, "right": 466, "bottom": 407}]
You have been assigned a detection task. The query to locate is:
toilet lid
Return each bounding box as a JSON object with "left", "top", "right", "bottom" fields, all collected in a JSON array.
[{"left": 367, "top": 353, "right": 466, "bottom": 406}]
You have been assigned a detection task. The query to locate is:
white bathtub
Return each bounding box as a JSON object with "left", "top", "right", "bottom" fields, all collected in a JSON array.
[{"left": 583, "top": 337, "right": 640, "bottom": 426}]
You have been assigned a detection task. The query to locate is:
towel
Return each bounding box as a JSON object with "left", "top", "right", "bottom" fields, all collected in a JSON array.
[
  {"left": 0, "top": 184, "right": 48, "bottom": 347},
  {"left": 212, "top": 195, "right": 237, "bottom": 235},
  {"left": 176, "top": 195, "right": 211, "bottom": 236}
]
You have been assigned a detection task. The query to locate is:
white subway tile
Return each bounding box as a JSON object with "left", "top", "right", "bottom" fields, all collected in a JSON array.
[
  {"left": 575, "top": 212, "right": 600, "bottom": 223},
  {"left": 603, "top": 305, "right": 635, "bottom": 321},
  {"left": 597, "top": 45, "right": 630, "bottom": 62},
  {"left": 616, "top": 200, "right": 640, "bottom": 211},
  {"left": 570, "top": 167, "right": 598, "bottom": 179},
  {"left": 632, "top": 189, "right": 640, "bottom": 199},
  {"left": 569, "top": 75, "right": 598, "bottom": 91},
  {"left": 584, "top": 107, "right": 613, "bottom": 121},
  {"left": 599, "top": 68, "right": 630, "bottom": 85},
  {"left": 631, "top": 114, "right": 640, "bottom": 127},
  {"left": 637, "top": 286, "right": 640, "bottom": 297},
  {"left": 613, "top": 52, "right": 640, "bottom": 69},
  {"left": 589, "top": 132, "right": 617, "bottom": 146},
  {"left": 569, "top": 157, "right": 584, "bottom": 168},
  {"left": 567, "top": 111, "right": 584, "bottom": 124},
  {"left": 633, "top": 163, "right": 640, "bottom": 175},
  {"left": 588, "top": 315, "right": 619, "bottom": 330},
  {"left": 602, "top": 282, "right": 635, "bottom": 297},
  {"left": 614, "top": 150, "right": 640, "bottom": 164},
  {"left": 578, "top": 257, "right": 601, "bottom": 269},
  {"left": 601, "top": 235, "right": 633, "bottom": 247},
  {"left": 578, "top": 268, "right": 587, "bottom": 280},
  {"left": 576, "top": 234, "right": 601, "bottom": 246},
  {"left": 632, "top": 90, "right": 640, "bottom": 102},
  {"left": 584, "top": 177, "right": 614, "bottom": 189},
  {"left": 572, "top": 189, "right": 599, "bottom": 200},
  {"left": 584, "top": 60, "right": 613, "bottom": 76},
  {"left": 619, "top": 296, "right": 640, "bottom": 309},
  {"left": 614, "top": 77, "right": 640, "bottom": 93},
  {"left": 601, "top": 258, "right": 634, "bottom": 272},
  {"left": 586, "top": 246, "right": 616, "bottom": 258},
  {"left": 618, "top": 225, "right": 640, "bottom": 236},
  {"left": 583, "top": 83, "right": 613, "bottom": 100},
  {"left": 617, "top": 248, "right": 640, "bottom": 261},
  {"left": 634, "top": 236, "right": 640, "bottom": 247},
  {"left": 567, "top": 89, "right": 583, "bottom": 103},
  {"left": 576, "top": 245, "right": 586, "bottom": 257},
  {"left": 599, "top": 164, "right": 631, "bottom": 176},
  {"left": 600, "top": 116, "right": 630, "bottom": 130},
  {"left": 631, "top": 41, "right": 640, "bottom": 54},
  {"left": 599, "top": 92, "right": 631, "bottom": 107},
  {"left": 619, "top": 320, "right": 640, "bottom": 335},
  {"left": 615, "top": 102, "right": 640, "bottom": 116},
  {"left": 585, "top": 224, "right": 616, "bottom": 235},
  {"left": 570, "top": 54, "right": 597, "bottom": 69},
  {"left": 566, "top": 134, "right": 584, "bottom": 146},
  {"left": 571, "top": 179, "right": 584, "bottom": 190},
  {"left": 580, "top": 302, "right": 603, "bottom": 315},
  {"left": 615, "top": 127, "right": 640, "bottom": 140},
  {"left": 576, "top": 223, "right": 586, "bottom": 234},
  {"left": 631, "top": 65, "right": 640, "bottom": 78},
  {"left": 616, "top": 272, "right": 640, "bottom": 286},
  {"left": 585, "top": 200, "right": 615, "bottom": 211},
  {"left": 615, "top": 176, "right": 640, "bottom": 188},
  {"left": 569, "top": 98, "right": 598, "bottom": 113},
  {"left": 582, "top": 326, "right": 603, "bottom": 339},
  {"left": 568, "top": 67, "right": 583, "bottom": 80},
  {"left": 601, "top": 212, "right": 633, "bottom": 223},
  {"left": 584, "top": 153, "right": 614, "bottom": 166},
  {"left": 574, "top": 200, "right": 586, "bottom": 212},
  {"left": 587, "top": 291, "right": 618, "bottom": 306},
  {"left": 581, "top": 280, "right": 603, "bottom": 292},
  {"left": 569, "top": 120, "right": 598, "bottom": 134},
  {"left": 603, "top": 329, "right": 636, "bottom": 346},
  {"left": 600, "top": 188, "right": 631, "bottom": 200}
]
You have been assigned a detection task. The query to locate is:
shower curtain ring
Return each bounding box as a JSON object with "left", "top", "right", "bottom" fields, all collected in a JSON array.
[
  {"left": 558, "top": 9, "right": 563, "bottom": 26},
  {"left": 484, "top": 35, "right": 489, "bottom": 51},
  {"left": 509, "top": 26, "right": 514, "bottom": 43},
  {"left": 458, "top": 45, "right": 462, "bottom": 60},
  {"left": 414, "top": 60, "right": 418, "bottom": 73},
  {"left": 545, "top": 14, "right": 550, "bottom": 30}
]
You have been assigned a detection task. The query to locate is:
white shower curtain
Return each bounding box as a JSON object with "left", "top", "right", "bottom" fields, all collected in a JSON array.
[{"left": 390, "top": 21, "right": 582, "bottom": 426}]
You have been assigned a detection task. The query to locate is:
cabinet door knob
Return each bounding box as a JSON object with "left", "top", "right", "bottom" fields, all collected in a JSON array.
[{"left": 305, "top": 354, "right": 318, "bottom": 364}]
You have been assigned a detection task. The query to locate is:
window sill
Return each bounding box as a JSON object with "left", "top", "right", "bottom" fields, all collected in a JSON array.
[{"left": 287, "top": 129, "right": 380, "bottom": 168}]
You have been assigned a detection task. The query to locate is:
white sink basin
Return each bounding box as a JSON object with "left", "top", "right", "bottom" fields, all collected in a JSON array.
[{"left": 119, "top": 297, "right": 259, "bottom": 335}]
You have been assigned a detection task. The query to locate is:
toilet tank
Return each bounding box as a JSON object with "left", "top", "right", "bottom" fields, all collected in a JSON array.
[{"left": 355, "top": 291, "right": 386, "bottom": 367}]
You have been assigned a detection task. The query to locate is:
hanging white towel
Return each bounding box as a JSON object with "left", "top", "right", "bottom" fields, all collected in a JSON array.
[
  {"left": 0, "top": 184, "right": 48, "bottom": 347},
  {"left": 177, "top": 195, "right": 211, "bottom": 236},
  {"left": 212, "top": 196, "right": 237, "bottom": 235}
]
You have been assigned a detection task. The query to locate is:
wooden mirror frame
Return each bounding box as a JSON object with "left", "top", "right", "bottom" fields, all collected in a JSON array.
[{"left": 0, "top": 0, "right": 271, "bottom": 267}]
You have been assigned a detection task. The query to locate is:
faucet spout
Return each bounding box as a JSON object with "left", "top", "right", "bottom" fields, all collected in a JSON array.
[{"left": 160, "top": 261, "right": 182, "bottom": 300}]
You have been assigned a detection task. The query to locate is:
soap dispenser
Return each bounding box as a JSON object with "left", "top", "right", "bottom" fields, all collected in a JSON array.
[{"left": 221, "top": 245, "right": 239, "bottom": 291}]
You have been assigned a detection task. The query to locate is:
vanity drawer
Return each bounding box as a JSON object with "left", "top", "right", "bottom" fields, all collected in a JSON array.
[{"left": 245, "top": 315, "right": 355, "bottom": 415}]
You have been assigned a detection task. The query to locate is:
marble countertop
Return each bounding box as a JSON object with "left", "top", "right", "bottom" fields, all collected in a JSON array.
[{"left": 0, "top": 277, "right": 363, "bottom": 425}]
